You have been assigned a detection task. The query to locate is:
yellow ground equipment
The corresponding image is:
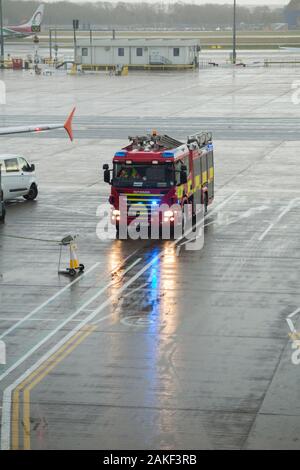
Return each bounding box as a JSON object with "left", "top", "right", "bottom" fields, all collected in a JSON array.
[{"left": 58, "top": 235, "right": 84, "bottom": 276}]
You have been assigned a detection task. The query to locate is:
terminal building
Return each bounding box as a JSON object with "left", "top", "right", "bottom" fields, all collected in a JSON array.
[
  {"left": 75, "top": 38, "right": 201, "bottom": 70},
  {"left": 285, "top": 0, "right": 300, "bottom": 29}
]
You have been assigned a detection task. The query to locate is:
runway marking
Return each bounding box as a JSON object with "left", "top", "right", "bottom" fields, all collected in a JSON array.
[
  {"left": 1, "top": 252, "right": 160, "bottom": 449},
  {"left": 0, "top": 257, "right": 141, "bottom": 384},
  {"left": 0, "top": 262, "right": 100, "bottom": 341},
  {"left": 0, "top": 247, "right": 139, "bottom": 342},
  {"left": 11, "top": 325, "right": 96, "bottom": 450},
  {"left": 0, "top": 317, "right": 89, "bottom": 322},
  {"left": 37, "top": 203, "right": 96, "bottom": 217},
  {"left": 175, "top": 191, "right": 239, "bottom": 253},
  {"left": 121, "top": 282, "right": 150, "bottom": 299},
  {"left": 258, "top": 199, "right": 299, "bottom": 241},
  {"left": 286, "top": 308, "right": 300, "bottom": 335}
]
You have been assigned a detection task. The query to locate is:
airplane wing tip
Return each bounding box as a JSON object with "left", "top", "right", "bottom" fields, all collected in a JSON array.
[{"left": 64, "top": 107, "right": 76, "bottom": 141}]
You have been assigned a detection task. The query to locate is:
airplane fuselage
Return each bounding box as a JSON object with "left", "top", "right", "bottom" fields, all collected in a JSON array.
[{"left": 2, "top": 25, "right": 40, "bottom": 39}]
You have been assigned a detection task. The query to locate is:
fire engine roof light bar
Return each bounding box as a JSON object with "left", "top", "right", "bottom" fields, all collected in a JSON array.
[
  {"left": 162, "top": 151, "right": 175, "bottom": 158},
  {"left": 114, "top": 151, "right": 128, "bottom": 157},
  {"left": 162, "top": 143, "right": 189, "bottom": 158}
]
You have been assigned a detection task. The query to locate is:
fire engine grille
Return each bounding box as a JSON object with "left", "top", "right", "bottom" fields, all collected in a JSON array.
[{"left": 123, "top": 193, "right": 166, "bottom": 220}]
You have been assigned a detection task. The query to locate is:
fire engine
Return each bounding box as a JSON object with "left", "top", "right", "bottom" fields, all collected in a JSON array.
[{"left": 103, "top": 131, "right": 214, "bottom": 235}]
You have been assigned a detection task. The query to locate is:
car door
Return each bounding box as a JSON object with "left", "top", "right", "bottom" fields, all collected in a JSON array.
[
  {"left": 18, "top": 157, "right": 32, "bottom": 195},
  {"left": 3, "top": 157, "right": 23, "bottom": 200}
]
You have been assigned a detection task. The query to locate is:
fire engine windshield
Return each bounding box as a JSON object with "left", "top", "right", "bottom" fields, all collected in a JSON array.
[{"left": 113, "top": 163, "right": 174, "bottom": 188}]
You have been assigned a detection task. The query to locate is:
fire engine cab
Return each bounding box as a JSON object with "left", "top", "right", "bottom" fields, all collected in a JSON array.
[{"left": 103, "top": 131, "right": 214, "bottom": 234}]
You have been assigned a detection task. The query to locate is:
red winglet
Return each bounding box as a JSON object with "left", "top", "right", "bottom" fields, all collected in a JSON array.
[{"left": 64, "top": 107, "right": 76, "bottom": 141}]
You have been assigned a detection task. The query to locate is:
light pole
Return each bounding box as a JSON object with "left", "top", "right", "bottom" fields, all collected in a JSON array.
[
  {"left": 0, "top": 0, "right": 4, "bottom": 69},
  {"left": 73, "top": 19, "right": 79, "bottom": 64},
  {"left": 233, "top": 0, "right": 237, "bottom": 64}
]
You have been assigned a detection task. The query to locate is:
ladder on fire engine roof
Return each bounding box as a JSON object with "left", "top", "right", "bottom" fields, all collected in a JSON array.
[
  {"left": 128, "top": 132, "right": 213, "bottom": 151},
  {"left": 128, "top": 133, "right": 183, "bottom": 150}
]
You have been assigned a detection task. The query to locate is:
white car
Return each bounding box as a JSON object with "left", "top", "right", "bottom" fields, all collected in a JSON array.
[{"left": 0, "top": 154, "right": 38, "bottom": 202}]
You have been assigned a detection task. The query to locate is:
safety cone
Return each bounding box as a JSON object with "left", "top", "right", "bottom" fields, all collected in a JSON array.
[
  {"left": 70, "top": 241, "right": 80, "bottom": 270},
  {"left": 68, "top": 241, "right": 84, "bottom": 276}
]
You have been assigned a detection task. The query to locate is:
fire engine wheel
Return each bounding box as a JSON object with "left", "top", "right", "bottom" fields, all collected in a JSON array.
[{"left": 23, "top": 184, "right": 38, "bottom": 201}]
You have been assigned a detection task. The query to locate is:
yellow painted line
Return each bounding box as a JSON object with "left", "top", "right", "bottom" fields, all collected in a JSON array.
[
  {"left": 23, "top": 325, "right": 96, "bottom": 450},
  {"left": 11, "top": 325, "right": 96, "bottom": 450},
  {"left": 11, "top": 327, "right": 85, "bottom": 450}
]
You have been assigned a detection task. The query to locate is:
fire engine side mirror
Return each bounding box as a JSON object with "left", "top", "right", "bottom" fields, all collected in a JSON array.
[
  {"left": 103, "top": 164, "right": 111, "bottom": 184},
  {"left": 104, "top": 168, "right": 111, "bottom": 184},
  {"left": 180, "top": 165, "right": 188, "bottom": 185}
]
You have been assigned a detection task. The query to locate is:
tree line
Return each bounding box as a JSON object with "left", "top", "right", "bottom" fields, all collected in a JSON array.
[{"left": 4, "top": 1, "right": 285, "bottom": 29}]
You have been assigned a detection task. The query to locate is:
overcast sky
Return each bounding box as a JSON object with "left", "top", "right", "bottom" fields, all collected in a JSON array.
[{"left": 40, "top": 0, "right": 288, "bottom": 6}]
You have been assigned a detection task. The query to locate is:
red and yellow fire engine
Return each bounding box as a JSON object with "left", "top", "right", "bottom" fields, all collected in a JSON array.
[{"left": 103, "top": 131, "right": 214, "bottom": 234}]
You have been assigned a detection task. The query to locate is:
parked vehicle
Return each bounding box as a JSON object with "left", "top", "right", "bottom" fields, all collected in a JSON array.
[{"left": 0, "top": 154, "right": 38, "bottom": 202}]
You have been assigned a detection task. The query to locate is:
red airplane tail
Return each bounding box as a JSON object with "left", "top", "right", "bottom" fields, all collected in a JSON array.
[{"left": 64, "top": 107, "right": 76, "bottom": 141}]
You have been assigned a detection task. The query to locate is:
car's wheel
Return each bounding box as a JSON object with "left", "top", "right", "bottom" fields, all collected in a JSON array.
[
  {"left": 0, "top": 203, "right": 5, "bottom": 223},
  {"left": 24, "top": 184, "right": 38, "bottom": 200}
]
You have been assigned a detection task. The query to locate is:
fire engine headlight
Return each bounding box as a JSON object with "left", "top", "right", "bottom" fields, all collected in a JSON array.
[
  {"left": 164, "top": 210, "right": 174, "bottom": 218},
  {"left": 112, "top": 209, "right": 120, "bottom": 216}
]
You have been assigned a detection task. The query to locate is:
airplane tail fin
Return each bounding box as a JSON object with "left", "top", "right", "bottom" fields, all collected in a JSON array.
[{"left": 23, "top": 4, "right": 45, "bottom": 28}]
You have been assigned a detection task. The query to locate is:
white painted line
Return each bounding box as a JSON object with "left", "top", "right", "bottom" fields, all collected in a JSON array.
[
  {"left": 0, "top": 258, "right": 141, "bottom": 384},
  {"left": 259, "top": 199, "right": 300, "bottom": 241},
  {"left": 175, "top": 191, "right": 239, "bottom": 253},
  {"left": 287, "top": 318, "right": 297, "bottom": 334},
  {"left": 286, "top": 307, "right": 300, "bottom": 334},
  {"left": 0, "top": 318, "right": 60, "bottom": 322},
  {"left": 288, "top": 308, "right": 300, "bottom": 320},
  {"left": 38, "top": 204, "right": 96, "bottom": 217},
  {"left": 1, "top": 253, "right": 159, "bottom": 450},
  {"left": 0, "top": 318, "right": 88, "bottom": 323},
  {"left": 0, "top": 248, "right": 139, "bottom": 339},
  {"left": 121, "top": 282, "right": 150, "bottom": 299},
  {"left": 0, "top": 262, "right": 100, "bottom": 341}
]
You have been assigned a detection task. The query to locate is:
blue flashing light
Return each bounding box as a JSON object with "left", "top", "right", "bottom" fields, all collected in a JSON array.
[
  {"left": 114, "top": 151, "right": 127, "bottom": 157},
  {"left": 152, "top": 200, "right": 158, "bottom": 206},
  {"left": 162, "top": 151, "right": 175, "bottom": 158},
  {"left": 207, "top": 144, "right": 213, "bottom": 151}
]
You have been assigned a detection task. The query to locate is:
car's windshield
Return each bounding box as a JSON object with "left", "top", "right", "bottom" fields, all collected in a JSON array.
[{"left": 113, "top": 163, "right": 175, "bottom": 188}]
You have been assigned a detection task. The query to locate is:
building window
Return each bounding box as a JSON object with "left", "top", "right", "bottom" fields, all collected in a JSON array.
[
  {"left": 136, "top": 47, "right": 143, "bottom": 57},
  {"left": 118, "top": 48, "right": 124, "bottom": 57},
  {"left": 82, "top": 48, "right": 88, "bottom": 57},
  {"left": 173, "top": 47, "right": 180, "bottom": 57}
]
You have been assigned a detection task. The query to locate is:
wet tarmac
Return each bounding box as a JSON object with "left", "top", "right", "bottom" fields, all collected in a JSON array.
[{"left": 0, "top": 64, "right": 299, "bottom": 449}]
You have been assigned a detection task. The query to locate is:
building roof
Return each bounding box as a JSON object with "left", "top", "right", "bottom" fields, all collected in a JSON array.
[
  {"left": 286, "top": 0, "right": 300, "bottom": 11},
  {"left": 76, "top": 38, "right": 201, "bottom": 47}
]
